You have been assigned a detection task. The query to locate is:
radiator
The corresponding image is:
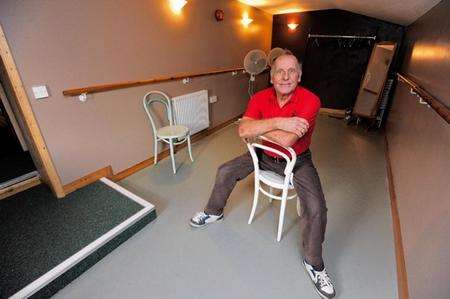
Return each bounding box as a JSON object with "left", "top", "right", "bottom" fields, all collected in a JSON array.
[{"left": 171, "top": 90, "right": 210, "bottom": 135}]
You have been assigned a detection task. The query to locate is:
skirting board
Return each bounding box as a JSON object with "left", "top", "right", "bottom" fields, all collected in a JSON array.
[
  {"left": 319, "top": 108, "right": 346, "bottom": 118},
  {"left": 10, "top": 178, "right": 156, "bottom": 298},
  {"left": 63, "top": 166, "right": 113, "bottom": 194},
  {"left": 384, "top": 135, "right": 409, "bottom": 299}
]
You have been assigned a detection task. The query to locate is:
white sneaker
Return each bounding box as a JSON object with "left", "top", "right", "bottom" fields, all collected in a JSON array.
[
  {"left": 189, "top": 212, "right": 223, "bottom": 227},
  {"left": 303, "top": 260, "right": 336, "bottom": 298}
]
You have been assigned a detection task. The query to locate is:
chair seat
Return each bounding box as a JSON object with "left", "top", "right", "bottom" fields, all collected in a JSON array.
[
  {"left": 156, "top": 125, "right": 189, "bottom": 139},
  {"left": 259, "top": 170, "right": 294, "bottom": 189}
]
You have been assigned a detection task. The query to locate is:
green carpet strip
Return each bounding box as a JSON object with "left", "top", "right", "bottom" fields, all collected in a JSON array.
[{"left": 0, "top": 179, "right": 156, "bottom": 298}]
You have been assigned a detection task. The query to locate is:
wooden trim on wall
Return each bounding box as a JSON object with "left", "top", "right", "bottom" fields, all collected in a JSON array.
[
  {"left": 384, "top": 134, "right": 409, "bottom": 299},
  {"left": 397, "top": 73, "right": 450, "bottom": 124},
  {"left": 63, "top": 166, "right": 113, "bottom": 194},
  {"left": 0, "top": 176, "right": 41, "bottom": 200},
  {"left": 319, "top": 108, "right": 346, "bottom": 118},
  {"left": 0, "top": 24, "right": 65, "bottom": 198},
  {"left": 63, "top": 67, "right": 244, "bottom": 96}
]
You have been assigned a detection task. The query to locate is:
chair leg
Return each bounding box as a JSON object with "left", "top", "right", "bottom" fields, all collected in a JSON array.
[
  {"left": 248, "top": 180, "right": 260, "bottom": 224},
  {"left": 187, "top": 135, "right": 194, "bottom": 162},
  {"left": 296, "top": 196, "right": 301, "bottom": 216},
  {"left": 169, "top": 139, "right": 176, "bottom": 174},
  {"left": 277, "top": 189, "right": 289, "bottom": 242},
  {"left": 154, "top": 138, "right": 158, "bottom": 164}
]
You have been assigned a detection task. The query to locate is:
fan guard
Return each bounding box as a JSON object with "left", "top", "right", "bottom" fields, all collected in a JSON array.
[
  {"left": 267, "top": 47, "right": 285, "bottom": 67},
  {"left": 244, "top": 49, "right": 267, "bottom": 80}
]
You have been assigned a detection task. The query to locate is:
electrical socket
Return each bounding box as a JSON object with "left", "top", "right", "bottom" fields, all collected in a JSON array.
[
  {"left": 79, "top": 93, "right": 88, "bottom": 102},
  {"left": 209, "top": 95, "right": 218, "bottom": 103}
]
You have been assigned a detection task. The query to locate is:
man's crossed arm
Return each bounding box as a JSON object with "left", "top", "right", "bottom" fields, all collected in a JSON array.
[{"left": 238, "top": 116, "right": 309, "bottom": 147}]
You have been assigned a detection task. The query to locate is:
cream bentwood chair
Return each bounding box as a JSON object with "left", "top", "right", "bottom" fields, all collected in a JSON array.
[
  {"left": 246, "top": 136, "right": 301, "bottom": 242},
  {"left": 143, "top": 91, "right": 194, "bottom": 174}
]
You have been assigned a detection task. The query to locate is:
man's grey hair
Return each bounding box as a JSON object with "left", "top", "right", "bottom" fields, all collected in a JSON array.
[{"left": 270, "top": 49, "right": 303, "bottom": 78}]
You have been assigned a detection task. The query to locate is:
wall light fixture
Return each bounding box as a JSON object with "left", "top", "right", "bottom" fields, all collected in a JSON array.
[
  {"left": 169, "top": 0, "right": 187, "bottom": 14},
  {"left": 287, "top": 23, "right": 299, "bottom": 30},
  {"left": 241, "top": 12, "right": 253, "bottom": 27}
]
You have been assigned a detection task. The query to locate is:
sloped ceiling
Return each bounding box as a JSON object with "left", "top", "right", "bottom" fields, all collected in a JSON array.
[{"left": 238, "top": 0, "right": 441, "bottom": 25}]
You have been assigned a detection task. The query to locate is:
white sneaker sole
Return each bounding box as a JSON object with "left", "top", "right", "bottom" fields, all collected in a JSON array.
[{"left": 189, "top": 216, "right": 223, "bottom": 228}]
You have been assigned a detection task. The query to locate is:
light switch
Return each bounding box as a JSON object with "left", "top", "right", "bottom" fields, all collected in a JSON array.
[{"left": 32, "top": 85, "right": 49, "bottom": 99}]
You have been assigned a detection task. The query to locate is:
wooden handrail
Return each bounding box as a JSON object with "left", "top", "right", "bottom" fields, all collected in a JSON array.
[
  {"left": 397, "top": 73, "right": 450, "bottom": 124},
  {"left": 63, "top": 66, "right": 244, "bottom": 96}
]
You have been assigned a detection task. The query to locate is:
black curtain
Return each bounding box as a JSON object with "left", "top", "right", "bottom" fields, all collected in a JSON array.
[{"left": 301, "top": 37, "right": 373, "bottom": 109}]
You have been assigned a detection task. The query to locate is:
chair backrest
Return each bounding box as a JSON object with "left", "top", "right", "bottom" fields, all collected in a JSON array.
[
  {"left": 246, "top": 136, "right": 297, "bottom": 178},
  {"left": 143, "top": 90, "right": 174, "bottom": 135}
]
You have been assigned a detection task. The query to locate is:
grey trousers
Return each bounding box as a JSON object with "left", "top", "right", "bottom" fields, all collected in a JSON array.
[{"left": 205, "top": 149, "right": 327, "bottom": 267}]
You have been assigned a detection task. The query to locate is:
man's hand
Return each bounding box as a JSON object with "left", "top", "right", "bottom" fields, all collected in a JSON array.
[{"left": 276, "top": 117, "right": 309, "bottom": 137}]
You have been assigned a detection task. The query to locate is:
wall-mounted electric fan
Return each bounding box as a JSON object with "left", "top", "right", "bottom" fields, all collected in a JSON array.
[
  {"left": 267, "top": 47, "right": 285, "bottom": 67},
  {"left": 243, "top": 49, "right": 267, "bottom": 97}
]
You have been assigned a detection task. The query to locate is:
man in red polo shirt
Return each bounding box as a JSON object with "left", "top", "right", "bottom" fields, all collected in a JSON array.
[{"left": 190, "top": 51, "right": 335, "bottom": 298}]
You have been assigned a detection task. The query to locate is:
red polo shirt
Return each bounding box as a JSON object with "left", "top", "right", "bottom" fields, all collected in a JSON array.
[{"left": 243, "top": 86, "right": 321, "bottom": 158}]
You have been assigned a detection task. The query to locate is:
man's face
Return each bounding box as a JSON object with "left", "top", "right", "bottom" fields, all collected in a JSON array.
[{"left": 271, "top": 55, "right": 301, "bottom": 97}]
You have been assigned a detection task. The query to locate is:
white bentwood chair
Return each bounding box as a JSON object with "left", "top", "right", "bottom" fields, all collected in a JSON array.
[
  {"left": 246, "top": 136, "right": 301, "bottom": 242},
  {"left": 143, "top": 90, "right": 194, "bottom": 174}
]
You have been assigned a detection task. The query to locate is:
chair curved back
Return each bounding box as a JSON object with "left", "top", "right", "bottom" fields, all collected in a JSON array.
[
  {"left": 246, "top": 136, "right": 299, "bottom": 242},
  {"left": 142, "top": 90, "right": 194, "bottom": 174},
  {"left": 143, "top": 90, "right": 174, "bottom": 136},
  {"left": 246, "top": 136, "right": 297, "bottom": 182}
]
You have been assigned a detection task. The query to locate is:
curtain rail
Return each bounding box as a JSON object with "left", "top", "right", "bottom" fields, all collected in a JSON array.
[
  {"left": 308, "top": 34, "right": 376, "bottom": 39},
  {"left": 63, "top": 67, "right": 244, "bottom": 96},
  {"left": 397, "top": 73, "right": 449, "bottom": 124}
]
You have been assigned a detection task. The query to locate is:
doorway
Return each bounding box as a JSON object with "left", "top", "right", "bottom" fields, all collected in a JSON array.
[
  {"left": 0, "top": 82, "right": 37, "bottom": 188},
  {"left": 0, "top": 23, "right": 64, "bottom": 198}
]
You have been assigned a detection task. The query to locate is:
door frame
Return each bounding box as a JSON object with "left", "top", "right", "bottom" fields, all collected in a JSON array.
[{"left": 0, "top": 24, "right": 65, "bottom": 198}]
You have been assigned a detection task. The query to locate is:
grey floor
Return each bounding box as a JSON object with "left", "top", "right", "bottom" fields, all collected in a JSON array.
[{"left": 54, "top": 115, "right": 397, "bottom": 299}]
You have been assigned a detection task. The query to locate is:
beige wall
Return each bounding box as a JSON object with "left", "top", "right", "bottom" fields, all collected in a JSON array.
[
  {"left": 0, "top": 0, "right": 272, "bottom": 184},
  {"left": 387, "top": 0, "right": 450, "bottom": 298}
]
